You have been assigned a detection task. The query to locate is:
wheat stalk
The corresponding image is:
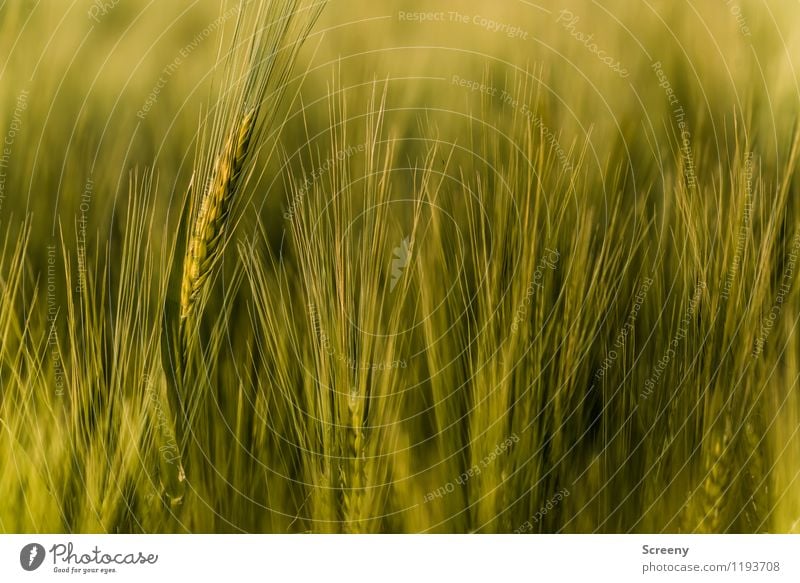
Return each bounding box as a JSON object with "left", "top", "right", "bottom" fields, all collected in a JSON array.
[
  {"left": 341, "top": 390, "right": 366, "bottom": 533},
  {"left": 157, "top": 108, "right": 257, "bottom": 506},
  {"left": 156, "top": 0, "right": 324, "bottom": 510},
  {"left": 180, "top": 107, "right": 256, "bottom": 329},
  {"left": 679, "top": 427, "right": 730, "bottom": 533},
  {"left": 738, "top": 416, "right": 768, "bottom": 532},
  {"left": 680, "top": 430, "right": 731, "bottom": 533},
  {"left": 698, "top": 435, "right": 730, "bottom": 532},
  {"left": 176, "top": 107, "right": 257, "bottom": 442}
]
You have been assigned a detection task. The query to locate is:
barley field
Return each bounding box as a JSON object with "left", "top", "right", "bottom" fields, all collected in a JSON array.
[{"left": 1, "top": 0, "right": 800, "bottom": 534}]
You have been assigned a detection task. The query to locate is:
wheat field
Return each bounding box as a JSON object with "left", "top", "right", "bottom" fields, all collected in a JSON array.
[{"left": 1, "top": 0, "right": 800, "bottom": 534}]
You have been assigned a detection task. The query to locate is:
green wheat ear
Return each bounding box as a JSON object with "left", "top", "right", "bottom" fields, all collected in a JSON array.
[
  {"left": 682, "top": 430, "right": 731, "bottom": 533},
  {"left": 739, "top": 416, "right": 769, "bottom": 532},
  {"left": 181, "top": 106, "right": 257, "bottom": 326},
  {"left": 341, "top": 390, "right": 367, "bottom": 533},
  {"left": 157, "top": 107, "right": 257, "bottom": 506},
  {"left": 699, "top": 436, "right": 731, "bottom": 533}
]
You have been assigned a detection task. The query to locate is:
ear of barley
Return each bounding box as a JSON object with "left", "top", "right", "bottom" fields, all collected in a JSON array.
[
  {"left": 739, "top": 416, "right": 768, "bottom": 532},
  {"left": 680, "top": 428, "right": 731, "bottom": 533},
  {"left": 699, "top": 436, "right": 730, "bottom": 533},
  {"left": 342, "top": 391, "right": 366, "bottom": 533},
  {"left": 156, "top": 0, "right": 323, "bottom": 511},
  {"left": 157, "top": 108, "right": 257, "bottom": 506},
  {"left": 180, "top": 107, "right": 257, "bottom": 328}
]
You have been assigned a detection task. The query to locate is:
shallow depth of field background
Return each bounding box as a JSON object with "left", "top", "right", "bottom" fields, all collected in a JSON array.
[{"left": 1, "top": 0, "right": 800, "bottom": 533}]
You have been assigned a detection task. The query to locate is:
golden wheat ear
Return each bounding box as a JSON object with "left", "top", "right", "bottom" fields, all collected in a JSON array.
[
  {"left": 175, "top": 106, "right": 257, "bottom": 427},
  {"left": 156, "top": 108, "right": 257, "bottom": 507},
  {"left": 181, "top": 106, "right": 257, "bottom": 324}
]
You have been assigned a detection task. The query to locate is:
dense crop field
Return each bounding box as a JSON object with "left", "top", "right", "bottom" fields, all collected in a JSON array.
[{"left": 1, "top": 0, "right": 799, "bottom": 533}]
